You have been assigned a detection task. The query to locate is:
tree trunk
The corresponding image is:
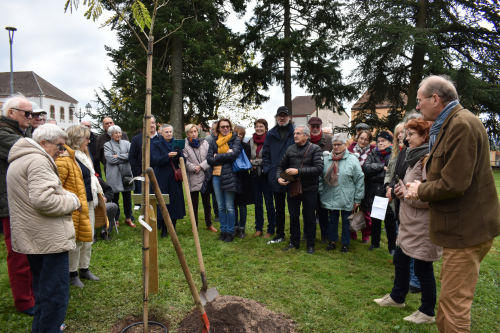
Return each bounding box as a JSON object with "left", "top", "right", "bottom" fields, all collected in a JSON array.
[
  {"left": 284, "top": 0, "right": 292, "bottom": 112},
  {"left": 406, "top": 0, "right": 428, "bottom": 112},
  {"left": 170, "top": 34, "right": 183, "bottom": 138}
]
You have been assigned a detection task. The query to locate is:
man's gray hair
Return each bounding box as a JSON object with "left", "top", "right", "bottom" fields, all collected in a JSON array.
[
  {"left": 2, "top": 94, "right": 28, "bottom": 116},
  {"left": 403, "top": 111, "right": 421, "bottom": 124},
  {"left": 33, "top": 124, "right": 68, "bottom": 144},
  {"left": 419, "top": 75, "right": 459, "bottom": 103},
  {"left": 161, "top": 124, "right": 173, "bottom": 131},
  {"left": 331, "top": 133, "right": 347, "bottom": 145},
  {"left": 107, "top": 125, "right": 122, "bottom": 136},
  {"left": 296, "top": 124, "right": 310, "bottom": 136}
]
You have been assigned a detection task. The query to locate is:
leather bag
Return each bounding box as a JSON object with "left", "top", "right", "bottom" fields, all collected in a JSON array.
[
  {"left": 348, "top": 208, "right": 366, "bottom": 232},
  {"left": 289, "top": 144, "right": 312, "bottom": 198},
  {"left": 171, "top": 161, "right": 183, "bottom": 182}
]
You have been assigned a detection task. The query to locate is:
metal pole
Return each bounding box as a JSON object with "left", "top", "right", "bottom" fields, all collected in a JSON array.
[{"left": 5, "top": 27, "right": 17, "bottom": 95}]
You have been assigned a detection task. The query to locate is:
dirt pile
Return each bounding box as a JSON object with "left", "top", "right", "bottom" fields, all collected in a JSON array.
[{"left": 177, "top": 295, "right": 297, "bottom": 333}]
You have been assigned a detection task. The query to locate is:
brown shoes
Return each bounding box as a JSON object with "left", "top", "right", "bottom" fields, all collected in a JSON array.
[
  {"left": 254, "top": 231, "right": 263, "bottom": 237},
  {"left": 207, "top": 225, "right": 218, "bottom": 232},
  {"left": 263, "top": 233, "right": 272, "bottom": 238}
]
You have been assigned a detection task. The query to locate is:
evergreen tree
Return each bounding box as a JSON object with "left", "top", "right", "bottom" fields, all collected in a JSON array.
[
  {"left": 245, "top": 0, "right": 356, "bottom": 113},
  {"left": 347, "top": 0, "right": 500, "bottom": 142}
]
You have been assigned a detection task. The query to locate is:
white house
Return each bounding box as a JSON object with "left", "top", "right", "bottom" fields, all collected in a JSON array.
[
  {"left": 291, "top": 95, "right": 349, "bottom": 131},
  {"left": 0, "top": 71, "right": 78, "bottom": 129}
]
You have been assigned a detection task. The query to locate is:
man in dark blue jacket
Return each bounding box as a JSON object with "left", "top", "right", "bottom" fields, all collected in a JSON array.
[{"left": 262, "top": 106, "right": 295, "bottom": 243}]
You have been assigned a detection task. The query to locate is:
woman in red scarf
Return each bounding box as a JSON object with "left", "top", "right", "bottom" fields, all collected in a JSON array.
[{"left": 249, "top": 119, "right": 276, "bottom": 238}]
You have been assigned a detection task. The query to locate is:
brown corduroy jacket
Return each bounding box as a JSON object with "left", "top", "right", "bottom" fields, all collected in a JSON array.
[{"left": 418, "top": 104, "right": 500, "bottom": 248}]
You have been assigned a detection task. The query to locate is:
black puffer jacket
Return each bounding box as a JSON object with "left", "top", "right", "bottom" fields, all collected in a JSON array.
[
  {"left": 276, "top": 140, "right": 324, "bottom": 193},
  {"left": 362, "top": 148, "right": 392, "bottom": 212},
  {"left": 201, "top": 133, "right": 242, "bottom": 193}
]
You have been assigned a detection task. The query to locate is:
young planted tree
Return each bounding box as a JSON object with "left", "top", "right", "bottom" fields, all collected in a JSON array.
[
  {"left": 245, "top": 0, "right": 356, "bottom": 113},
  {"left": 347, "top": 0, "right": 500, "bottom": 141}
]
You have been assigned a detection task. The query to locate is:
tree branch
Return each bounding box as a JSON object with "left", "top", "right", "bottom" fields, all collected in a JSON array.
[
  {"left": 154, "top": 16, "right": 193, "bottom": 44},
  {"left": 108, "top": 0, "right": 148, "bottom": 52}
]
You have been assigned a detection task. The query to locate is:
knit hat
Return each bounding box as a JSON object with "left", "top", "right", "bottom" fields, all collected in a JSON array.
[
  {"left": 355, "top": 123, "right": 369, "bottom": 130},
  {"left": 376, "top": 131, "right": 393, "bottom": 142}
]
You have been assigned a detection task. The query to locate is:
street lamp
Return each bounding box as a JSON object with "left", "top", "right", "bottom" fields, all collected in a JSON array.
[
  {"left": 85, "top": 103, "right": 92, "bottom": 114},
  {"left": 75, "top": 103, "right": 92, "bottom": 123},
  {"left": 5, "top": 27, "right": 17, "bottom": 95},
  {"left": 69, "top": 103, "right": 75, "bottom": 122}
]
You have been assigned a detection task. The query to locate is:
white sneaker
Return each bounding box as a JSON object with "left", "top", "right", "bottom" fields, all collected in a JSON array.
[
  {"left": 403, "top": 310, "right": 435, "bottom": 324},
  {"left": 373, "top": 293, "right": 405, "bottom": 307},
  {"left": 134, "top": 206, "right": 140, "bottom": 211}
]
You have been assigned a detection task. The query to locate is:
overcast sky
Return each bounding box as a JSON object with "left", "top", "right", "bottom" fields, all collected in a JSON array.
[{"left": 1, "top": 0, "right": 357, "bottom": 128}]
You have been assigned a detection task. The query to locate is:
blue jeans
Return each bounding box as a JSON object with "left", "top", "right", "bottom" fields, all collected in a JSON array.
[
  {"left": 328, "top": 210, "right": 352, "bottom": 246},
  {"left": 235, "top": 205, "right": 247, "bottom": 229},
  {"left": 251, "top": 175, "right": 276, "bottom": 234},
  {"left": 27, "top": 252, "right": 69, "bottom": 333},
  {"left": 212, "top": 176, "right": 236, "bottom": 234},
  {"left": 410, "top": 258, "right": 421, "bottom": 288}
]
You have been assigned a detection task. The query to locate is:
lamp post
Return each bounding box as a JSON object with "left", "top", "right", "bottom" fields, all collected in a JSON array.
[
  {"left": 5, "top": 27, "right": 17, "bottom": 95},
  {"left": 75, "top": 103, "right": 92, "bottom": 123}
]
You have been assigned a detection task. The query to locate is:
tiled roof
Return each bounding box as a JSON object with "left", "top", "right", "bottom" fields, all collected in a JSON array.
[
  {"left": 351, "top": 90, "right": 407, "bottom": 110},
  {"left": 291, "top": 95, "right": 318, "bottom": 116},
  {"left": 0, "top": 71, "right": 78, "bottom": 103}
]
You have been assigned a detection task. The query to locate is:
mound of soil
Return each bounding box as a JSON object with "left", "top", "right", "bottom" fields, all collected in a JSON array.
[
  {"left": 177, "top": 296, "right": 297, "bottom": 333},
  {"left": 110, "top": 313, "right": 170, "bottom": 333}
]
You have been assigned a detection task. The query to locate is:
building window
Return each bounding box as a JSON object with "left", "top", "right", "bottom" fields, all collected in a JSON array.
[
  {"left": 60, "top": 107, "right": 65, "bottom": 121},
  {"left": 50, "top": 105, "right": 55, "bottom": 119},
  {"left": 69, "top": 107, "right": 74, "bottom": 122}
]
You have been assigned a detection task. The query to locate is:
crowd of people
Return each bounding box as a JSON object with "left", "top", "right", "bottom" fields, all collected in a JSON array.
[{"left": 1, "top": 74, "right": 499, "bottom": 332}]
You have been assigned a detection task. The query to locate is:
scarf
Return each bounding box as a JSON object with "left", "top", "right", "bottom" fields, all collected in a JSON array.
[
  {"left": 405, "top": 143, "right": 430, "bottom": 167},
  {"left": 310, "top": 131, "right": 322, "bottom": 144},
  {"left": 252, "top": 132, "right": 266, "bottom": 157},
  {"left": 216, "top": 133, "right": 232, "bottom": 154},
  {"left": 429, "top": 100, "right": 459, "bottom": 152},
  {"left": 74, "top": 150, "right": 103, "bottom": 208},
  {"left": 352, "top": 143, "right": 371, "bottom": 166},
  {"left": 188, "top": 138, "right": 200, "bottom": 148},
  {"left": 325, "top": 149, "right": 345, "bottom": 187},
  {"left": 161, "top": 135, "right": 174, "bottom": 151},
  {"left": 376, "top": 145, "right": 393, "bottom": 164}
]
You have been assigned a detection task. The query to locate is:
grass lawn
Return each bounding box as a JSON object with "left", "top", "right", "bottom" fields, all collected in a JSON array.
[{"left": 1, "top": 172, "right": 499, "bottom": 332}]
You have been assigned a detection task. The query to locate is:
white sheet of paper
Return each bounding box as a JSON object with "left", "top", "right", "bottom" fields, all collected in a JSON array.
[{"left": 371, "top": 196, "right": 389, "bottom": 220}]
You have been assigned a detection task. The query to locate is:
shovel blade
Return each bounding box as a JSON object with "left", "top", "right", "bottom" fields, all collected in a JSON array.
[{"left": 199, "top": 288, "right": 219, "bottom": 306}]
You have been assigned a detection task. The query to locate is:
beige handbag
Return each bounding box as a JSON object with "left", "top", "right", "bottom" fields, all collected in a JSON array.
[{"left": 348, "top": 208, "right": 366, "bottom": 232}]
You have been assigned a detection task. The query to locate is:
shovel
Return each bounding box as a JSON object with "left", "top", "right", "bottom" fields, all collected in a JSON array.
[
  {"left": 179, "top": 157, "right": 219, "bottom": 306},
  {"left": 147, "top": 168, "right": 210, "bottom": 333}
]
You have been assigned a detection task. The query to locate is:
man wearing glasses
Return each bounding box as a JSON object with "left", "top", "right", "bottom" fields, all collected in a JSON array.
[
  {"left": 262, "top": 106, "right": 296, "bottom": 244},
  {"left": 0, "top": 95, "right": 35, "bottom": 316},
  {"left": 29, "top": 102, "right": 47, "bottom": 133}
]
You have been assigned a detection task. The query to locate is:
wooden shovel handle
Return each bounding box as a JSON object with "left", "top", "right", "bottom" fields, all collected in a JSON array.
[
  {"left": 179, "top": 158, "right": 209, "bottom": 291},
  {"left": 146, "top": 168, "right": 206, "bottom": 317}
]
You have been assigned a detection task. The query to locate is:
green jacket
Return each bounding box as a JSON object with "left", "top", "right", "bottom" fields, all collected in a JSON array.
[
  {"left": 319, "top": 150, "right": 365, "bottom": 211},
  {"left": 0, "top": 116, "right": 32, "bottom": 217}
]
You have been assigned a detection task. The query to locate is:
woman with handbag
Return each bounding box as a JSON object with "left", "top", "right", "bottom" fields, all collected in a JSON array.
[
  {"left": 183, "top": 124, "right": 217, "bottom": 232},
  {"left": 56, "top": 125, "right": 108, "bottom": 287},
  {"left": 201, "top": 119, "right": 242, "bottom": 243},
  {"left": 233, "top": 125, "right": 254, "bottom": 239},
  {"left": 104, "top": 125, "right": 135, "bottom": 228},
  {"left": 319, "top": 133, "right": 365, "bottom": 254},
  {"left": 347, "top": 129, "right": 375, "bottom": 243},
  {"left": 374, "top": 117, "right": 441, "bottom": 324},
  {"left": 249, "top": 119, "right": 276, "bottom": 238},
  {"left": 152, "top": 124, "right": 186, "bottom": 237}
]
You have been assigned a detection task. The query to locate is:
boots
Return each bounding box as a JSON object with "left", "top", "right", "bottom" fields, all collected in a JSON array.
[
  {"left": 100, "top": 230, "right": 111, "bottom": 241},
  {"left": 70, "top": 274, "right": 85, "bottom": 288},
  {"left": 239, "top": 228, "right": 246, "bottom": 239},
  {"left": 79, "top": 268, "right": 100, "bottom": 281}
]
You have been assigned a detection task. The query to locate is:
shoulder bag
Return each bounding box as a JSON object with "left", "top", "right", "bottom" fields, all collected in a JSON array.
[
  {"left": 171, "top": 161, "right": 183, "bottom": 182},
  {"left": 348, "top": 207, "right": 366, "bottom": 232},
  {"left": 232, "top": 146, "right": 252, "bottom": 172},
  {"left": 289, "top": 143, "right": 312, "bottom": 197}
]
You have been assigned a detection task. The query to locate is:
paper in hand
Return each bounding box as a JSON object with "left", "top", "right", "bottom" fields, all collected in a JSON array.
[{"left": 371, "top": 196, "right": 389, "bottom": 220}]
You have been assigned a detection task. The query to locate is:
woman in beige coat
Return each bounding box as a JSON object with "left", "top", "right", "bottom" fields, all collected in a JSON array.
[
  {"left": 183, "top": 124, "right": 217, "bottom": 232},
  {"left": 374, "top": 117, "right": 442, "bottom": 324},
  {"left": 7, "top": 124, "right": 80, "bottom": 333}
]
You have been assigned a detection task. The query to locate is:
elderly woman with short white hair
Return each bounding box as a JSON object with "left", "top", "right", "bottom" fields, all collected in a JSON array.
[
  {"left": 7, "top": 124, "right": 80, "bottom": 332},
  {"left": 104, "top": 125, "right": 135, "bottom": 227},
  {"left": 319, "top": 133, "right": 365, "bottom": 254}
]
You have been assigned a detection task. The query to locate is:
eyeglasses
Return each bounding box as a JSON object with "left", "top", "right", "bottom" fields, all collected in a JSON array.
[
  {"left": 332, "top": 143, "right": 344, "bottom": 147},
  {"left": 310, "top": 125, "right": 321, "bottom": 129},
  {"left": 11, "top": 108, "right": 33, "bottom": 118},
  {"left": 47, "top": 140, "right": 66, "bottom": 152},
  {"left": 277, "top": 114, "right": 289, "bottom": 119},
  {"left": 219, "top": 125, "right": 230, "bottom": 129},
  {"left": 416, "top": 95, "right": 434, "bottom": 106},
  {"left": 407, "top": 131, "right": 416, "bottom": 137}
]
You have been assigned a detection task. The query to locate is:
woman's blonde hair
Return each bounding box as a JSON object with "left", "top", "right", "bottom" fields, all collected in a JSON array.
[
  {"left": 391, "top": 123, "right": 404, "bottom": 159},
  {"left": 66, "top": 125, "right": 90, "bottom": 151},
  {"left": 185, "top": 124, "right": 198, "bottom": 135}
]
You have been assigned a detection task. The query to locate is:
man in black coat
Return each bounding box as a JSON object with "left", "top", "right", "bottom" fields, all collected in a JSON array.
[
  {"left": 276, "top": 125, "right": 324, "bottom": 254},
  {"left": 82, "top": 121, "right": 102, "bottom": 177}
]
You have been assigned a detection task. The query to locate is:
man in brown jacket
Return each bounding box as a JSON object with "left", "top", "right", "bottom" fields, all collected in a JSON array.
[{"left": 406, "top": 75, "right": 500, "bottom": 332}]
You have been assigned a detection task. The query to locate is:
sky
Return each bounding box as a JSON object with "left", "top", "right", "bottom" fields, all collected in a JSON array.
[{"left": 1, "top": 0, "right": 358, "bottom": 128}]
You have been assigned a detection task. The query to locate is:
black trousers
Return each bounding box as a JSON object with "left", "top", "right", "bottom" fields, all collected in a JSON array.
[
  {"left": 288, "top": 191, "right": 317, "bottom": 248},
  {"left": 191, "top": 191, "right": 212, "bottom": 227},
  {"left": 273, "top": 191, "right": 289, "bottom": 238},
  {"left": 390, "top": 248, "right": 437, "bottom": 317},
  {"left": 112, "top": 191, "right": 132, "bottom": 220},
  {"left": 371, "top": 208, "right": 396, "bottom": 250},
  {"left": 304, "top": 194, "right": 328, "bottom": 238}
]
